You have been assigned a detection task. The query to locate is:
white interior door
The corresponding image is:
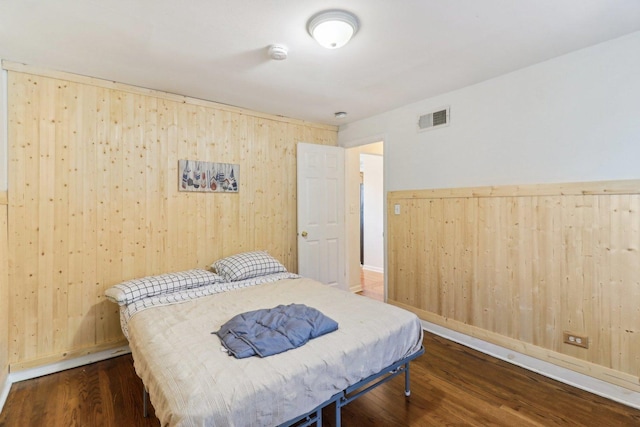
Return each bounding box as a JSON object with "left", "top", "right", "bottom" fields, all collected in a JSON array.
[{"left": 297, "top": 142, "right": 345, "bottom": 288}]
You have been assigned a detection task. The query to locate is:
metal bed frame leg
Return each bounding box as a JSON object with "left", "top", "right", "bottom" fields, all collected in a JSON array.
[
  {"left": 143, "top": 387, "right": 149, "bottom": 418},
  {"left": 404, "top": 361, "right": 411, "bottom": 396}
]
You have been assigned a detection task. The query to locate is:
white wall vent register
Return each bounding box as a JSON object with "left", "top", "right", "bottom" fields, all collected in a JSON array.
[{"left": 417, "top": 107, "right": 450, "bottom": 132}]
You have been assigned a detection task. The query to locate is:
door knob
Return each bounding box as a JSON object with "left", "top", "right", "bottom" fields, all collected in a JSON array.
[{"left": 301, "top": 231, "right": 308, "bottom": 237}]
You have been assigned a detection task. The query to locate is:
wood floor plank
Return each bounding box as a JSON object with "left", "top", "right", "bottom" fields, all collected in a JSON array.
[{"left": 1, "top": 332, "right": 639, "bottom": 426}]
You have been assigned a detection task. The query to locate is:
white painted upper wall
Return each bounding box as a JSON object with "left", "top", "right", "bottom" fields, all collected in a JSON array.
[
  {"left": 362, "top": 154, "right": 384, "bottom": 272},
  {"left": 338, "top": 31, "right": 640, "bottom": 191}
]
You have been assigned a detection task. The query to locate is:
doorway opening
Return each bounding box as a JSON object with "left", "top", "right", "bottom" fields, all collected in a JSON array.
[{"left": 345, "top": 142, "right": 383, "bottom": 301}]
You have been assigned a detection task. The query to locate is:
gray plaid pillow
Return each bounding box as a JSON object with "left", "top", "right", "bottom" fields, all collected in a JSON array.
[
  {"left": 212, "top": 251, "right": 287, "bottom": 282},
  {"left": 105, "top": 269, "right": 224, "bottom": 305}
]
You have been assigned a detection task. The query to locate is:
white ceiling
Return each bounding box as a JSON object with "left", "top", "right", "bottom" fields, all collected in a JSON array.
[{"left": 2, "top": 0, "right": 640, "bottom": 126}]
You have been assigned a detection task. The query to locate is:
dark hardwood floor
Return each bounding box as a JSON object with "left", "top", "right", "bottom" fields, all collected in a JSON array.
[
  {"left": 1, "top": 332, "right": 639, "bottom": 426},
  {"left": 4, "top": 271, "right": 632, "bottom": 426}
]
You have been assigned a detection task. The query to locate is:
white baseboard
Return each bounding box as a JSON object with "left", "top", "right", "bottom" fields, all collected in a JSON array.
[
  {"left": 8, "top": 345, "right": 131, "bottom": 384},
  {"left": 422, "top": 320, "right": 640, "bottom": 410},
  {"left": 362, "top": 265, "right": 384, "bottom": 274},
  {"left": 0, "top": 345, "right": 130, "bottom": 414},
  {"left": 4, "top": 326, "right": 638, "bottom": 414}
]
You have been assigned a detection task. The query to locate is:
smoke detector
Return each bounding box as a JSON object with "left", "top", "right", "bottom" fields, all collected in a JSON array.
[{"left": 268, "top": 44, "right": 288, "bottom": 60}]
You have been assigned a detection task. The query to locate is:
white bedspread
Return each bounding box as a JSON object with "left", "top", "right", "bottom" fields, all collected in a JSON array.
[{"left": 127, "top": 277, "right": 423, "bottom": 427}]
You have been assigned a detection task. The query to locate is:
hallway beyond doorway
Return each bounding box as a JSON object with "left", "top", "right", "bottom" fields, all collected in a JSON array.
[{"left": 359, "top": 268, "right": 383, "bottom": 301}]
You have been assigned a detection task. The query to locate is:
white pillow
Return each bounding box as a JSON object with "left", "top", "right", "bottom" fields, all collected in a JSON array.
[
  {"left": 105, "top": 269, "right": 224, "bottom": 306},
  {"left": 211, "top": 251, "right": 287, "bottom": 282}
]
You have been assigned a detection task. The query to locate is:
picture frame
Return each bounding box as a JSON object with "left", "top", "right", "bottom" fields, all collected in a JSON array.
[{"left": 178, "top": 159, "right": 239, "bottom": 193}]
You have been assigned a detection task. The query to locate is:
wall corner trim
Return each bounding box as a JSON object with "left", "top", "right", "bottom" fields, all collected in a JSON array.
[{"left": 0, "top": 374, "right": 10, "bottom": 416}]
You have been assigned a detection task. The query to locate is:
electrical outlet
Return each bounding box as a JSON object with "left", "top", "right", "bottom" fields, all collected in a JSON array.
[{"left": 563, "top": 332, "right": 589, "bottom": 349}]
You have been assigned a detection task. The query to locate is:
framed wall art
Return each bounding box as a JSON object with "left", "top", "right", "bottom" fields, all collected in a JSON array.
[{"left": 178, "top": 159, "right": 239, "bottom": 193}]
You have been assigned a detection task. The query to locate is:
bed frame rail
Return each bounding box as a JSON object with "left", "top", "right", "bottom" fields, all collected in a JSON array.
[
  {"left": 279, "top": 394, "right": 341, "bottom": 427},
  {"left": 280, "top": 346, "right": 425, "bottom": 427}
]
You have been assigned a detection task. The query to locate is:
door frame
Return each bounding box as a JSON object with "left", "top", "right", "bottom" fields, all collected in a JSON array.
[{"left": 343, "top": 137, "right": 386, "bottom": 296}]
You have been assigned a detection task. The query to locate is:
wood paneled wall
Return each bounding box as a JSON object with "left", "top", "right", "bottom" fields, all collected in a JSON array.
[
  {"left": 388, "top": 181, "right": 640, "bottom": 392},
  {"left": 0, "top": 192, "right": 8, "bottom": 387},
  {"left": 5, "top": 64, "right": 337, "bottom": 369}
]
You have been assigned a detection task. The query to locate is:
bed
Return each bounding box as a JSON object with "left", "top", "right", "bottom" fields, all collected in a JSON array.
[{"left": 106, "top": 252, "right": 424, "bottom": 426}]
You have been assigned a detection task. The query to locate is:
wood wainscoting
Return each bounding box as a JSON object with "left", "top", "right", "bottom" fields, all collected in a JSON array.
[
  {"left": 4, "top": 62, "right": 337, "bottom": 370},
  {"left": 387, "top": 180, "right": 640, "bottom": 392}
]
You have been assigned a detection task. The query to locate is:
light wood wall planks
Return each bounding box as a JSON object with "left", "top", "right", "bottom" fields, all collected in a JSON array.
[
  {"left": 0, "top": 192, "right": 8, "bottom": 387},
  {"left": 6, "top": 67, "right": 337, "bottom": 369},
  {"left": 388, "top": 181, "right": 640, "bottom": 392}
]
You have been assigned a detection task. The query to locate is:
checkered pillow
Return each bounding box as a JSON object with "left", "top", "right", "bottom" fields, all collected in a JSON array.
[
  {"left": 105, "top": 269, "right": 224, "bottom": 306},
  {"left": 211, "top": 251, "right": 287, "bottom": 282}
]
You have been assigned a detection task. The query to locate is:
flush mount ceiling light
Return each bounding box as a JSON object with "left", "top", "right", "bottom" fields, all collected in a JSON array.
[{"left": 307, "top": 10, "right": 359, "bottom": 49}]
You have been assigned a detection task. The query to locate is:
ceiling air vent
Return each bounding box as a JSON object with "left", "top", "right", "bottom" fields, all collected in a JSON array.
[{"left": 417, "top": 106, "right": 450, "bottom": 132}]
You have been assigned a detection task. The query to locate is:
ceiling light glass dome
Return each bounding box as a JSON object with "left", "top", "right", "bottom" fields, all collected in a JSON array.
[{"left": 307, "top": 10, "right": 359, "bottom": 49}]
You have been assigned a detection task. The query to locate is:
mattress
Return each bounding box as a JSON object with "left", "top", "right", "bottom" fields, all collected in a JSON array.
[{"left": 126, "top": 277, "right": 424, "bottom": 426}]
